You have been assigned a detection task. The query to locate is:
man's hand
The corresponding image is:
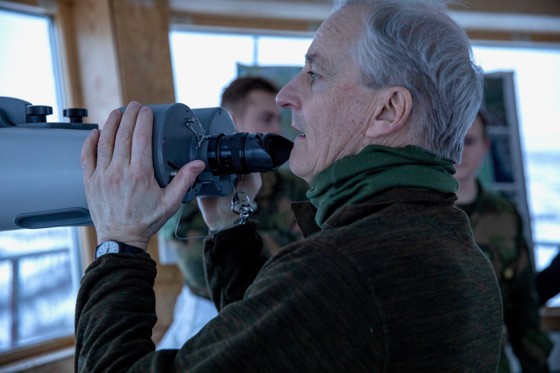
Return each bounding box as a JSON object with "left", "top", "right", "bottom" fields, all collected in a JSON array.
[{"left": 81, "top": 101, "right": 205, "bottom": 250}]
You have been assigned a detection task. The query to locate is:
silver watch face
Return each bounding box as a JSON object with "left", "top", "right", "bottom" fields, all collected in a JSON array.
[{"left": 96, "top": 240, "right": 120, "bottom": 257}]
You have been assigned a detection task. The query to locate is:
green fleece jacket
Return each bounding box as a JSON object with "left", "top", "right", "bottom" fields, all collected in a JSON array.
[{"left": 75, "top": 186, "right": 503, "bottom": 372}]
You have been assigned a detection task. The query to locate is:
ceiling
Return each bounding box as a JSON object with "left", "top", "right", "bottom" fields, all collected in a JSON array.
[{"left": 169, "top": 0, "right": 560, "bottom": 35}]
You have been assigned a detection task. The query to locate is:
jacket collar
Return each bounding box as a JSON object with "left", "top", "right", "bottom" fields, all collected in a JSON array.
[{"left": 292, "top": 187, "right": 457, "bottom": 238}]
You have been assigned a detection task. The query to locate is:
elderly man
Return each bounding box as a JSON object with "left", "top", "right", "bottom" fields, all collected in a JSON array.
[{"left": 76, "top": 0, "right": 503, "bottom": 371}]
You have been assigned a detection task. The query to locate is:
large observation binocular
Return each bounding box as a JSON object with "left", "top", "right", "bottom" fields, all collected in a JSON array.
[{"left": 0, "top": 97, "right": 293, "bottom": 231}]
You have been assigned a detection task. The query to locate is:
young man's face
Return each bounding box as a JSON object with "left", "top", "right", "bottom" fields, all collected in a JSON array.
[
  {"left": 235, "top": 90, "right": 282, "bottom": 135},
  {"left": 454, "top": 116, "right": 490, "bottom": 183}
]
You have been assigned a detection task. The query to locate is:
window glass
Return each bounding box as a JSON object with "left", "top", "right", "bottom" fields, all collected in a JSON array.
[
  {"left": 0, "top": 9, "right": 61, "bottom": 120},
  {"left": 0, "top": 8, "right": 81, "bottom": 352},
  {"left": 169, "top": 30, "right": 313, "bottom": 108},
  {"left": 170, "top": 31, "right": 255, "bottom": 108},
  {"left": 0, "top": 229, "right": 80, "bottom": 349},
  {"left": 256, "top": 35, "right": 311, "bottom": 65}
]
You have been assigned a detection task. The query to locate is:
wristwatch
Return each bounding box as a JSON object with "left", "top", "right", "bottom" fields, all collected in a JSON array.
[{"left": 95, "top": 240, "right": 145, "bottom": 259}]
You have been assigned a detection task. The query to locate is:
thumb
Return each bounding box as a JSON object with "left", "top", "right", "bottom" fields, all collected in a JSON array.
[{"left": 165, "top": 160, "right": 206, "bottom": 206}]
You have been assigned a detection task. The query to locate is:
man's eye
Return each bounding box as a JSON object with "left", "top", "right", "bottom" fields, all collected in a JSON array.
[{"left": 307, "top": 71, "right": 318, "bottom": 82}]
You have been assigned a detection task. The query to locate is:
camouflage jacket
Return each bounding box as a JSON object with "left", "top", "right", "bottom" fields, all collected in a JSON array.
[
  {"left": 159, "top": 168, "right": 309, "bottom": 298},
  {"left": 458, "top": 181, "right": 553, "bottom": 373}
]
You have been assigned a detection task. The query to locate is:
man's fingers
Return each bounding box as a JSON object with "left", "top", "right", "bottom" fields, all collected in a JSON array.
[
  {"left": 112, "top": 101, "right": 141, "bottom": 165},
  {"left": 81, "top": 128, "right": 100, "bottom": 180},
  {"left": 96, "top": 109, "right": 121, "bottom": 169},
  {"left": 131, "top": 106, "right": 154, "bottom": 172}
]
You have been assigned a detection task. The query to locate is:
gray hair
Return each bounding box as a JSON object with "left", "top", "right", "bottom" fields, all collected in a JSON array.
[{"left": 334, "top": 0, "right": 483, "bottom": 163}]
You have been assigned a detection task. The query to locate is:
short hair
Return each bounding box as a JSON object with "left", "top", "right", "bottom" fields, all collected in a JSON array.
[
  {"left": 220, "top": 76, "right": 279, "bottom": 117},
  {"left": 334, "top": 0, "right": 484, "bottom": 163}
]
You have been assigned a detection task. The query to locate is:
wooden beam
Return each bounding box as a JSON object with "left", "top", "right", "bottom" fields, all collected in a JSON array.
[
  {"left": 168, "top": 0, "right": 560, "bottom": 42},
  {"left": 450, "top": 0, "right": 560, "bottom": 16},
  {"left": 68, "top": 0, "right": 123, "bottom": 126},
  {"left": 110, "top": 0, "right": 175, "bottom": 105}
]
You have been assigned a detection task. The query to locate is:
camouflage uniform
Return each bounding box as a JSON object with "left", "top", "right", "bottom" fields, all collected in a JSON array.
[
  {"left": 160, "top": 168, "right": 309, "bottom": 299},
  {"left": 458, "top": 180, "right": 553, "bottom": 372}
]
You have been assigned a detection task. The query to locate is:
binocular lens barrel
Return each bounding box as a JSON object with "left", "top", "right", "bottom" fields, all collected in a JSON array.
[{"left": 206, "top": 133, "right": 293, "bottom": 176}]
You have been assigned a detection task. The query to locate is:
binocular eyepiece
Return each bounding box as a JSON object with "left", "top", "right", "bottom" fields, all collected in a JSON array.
[{"left": 207, "top": 132, "right": 294, "bottom": 176}]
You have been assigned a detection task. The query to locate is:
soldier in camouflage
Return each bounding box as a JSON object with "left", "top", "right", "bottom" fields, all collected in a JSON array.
[
  {"left": 455, "top": 110, "right": 553, "bottom": 372},
  {"left": 157, "top": 76, "right": 308, "bottom": 348}
]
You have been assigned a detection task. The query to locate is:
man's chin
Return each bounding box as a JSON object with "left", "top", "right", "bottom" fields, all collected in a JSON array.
[{"left": 288, "top": 159, "right": 310, "bottom": 183}]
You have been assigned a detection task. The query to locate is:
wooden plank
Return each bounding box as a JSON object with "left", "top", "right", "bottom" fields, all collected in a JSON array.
[
  {"left": 449, "top": 0, "right": 560, "bottom": 16},
  {"left": 110, "top": 0, "right": 175, "bottom": 105},
  {"left": 69, "top": 0, "right": 123, "bottom": 126}
]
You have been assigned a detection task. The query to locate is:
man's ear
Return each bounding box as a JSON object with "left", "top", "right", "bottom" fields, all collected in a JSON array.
[{"left": 365, "top": 86, "right": 412, "bottom": 139}]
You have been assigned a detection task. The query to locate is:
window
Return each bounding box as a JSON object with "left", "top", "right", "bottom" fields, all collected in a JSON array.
[
  {"left": 169, "top": 29, "right": 312, "bottom": 143},
  {"left": 0, "top": 229, "right": 81, "bottom": 351},
  {"left": 0, "top": 8, "right": 63, "bottom": 120},
  {"left": 169, "top": 29, "right": 312, "bottom": 108},
  {"left": 0, "top": 8, "right": 82, "bottom": 354}
]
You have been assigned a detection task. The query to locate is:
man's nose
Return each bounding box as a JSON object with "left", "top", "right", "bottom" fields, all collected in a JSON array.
[{"left": 276, "top": 80, "right": 298, "bottom": 110}]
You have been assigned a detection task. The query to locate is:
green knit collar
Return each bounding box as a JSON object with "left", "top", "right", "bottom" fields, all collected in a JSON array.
[{"left": 307, "top": 145, "right": 458, "bottom": 226}]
